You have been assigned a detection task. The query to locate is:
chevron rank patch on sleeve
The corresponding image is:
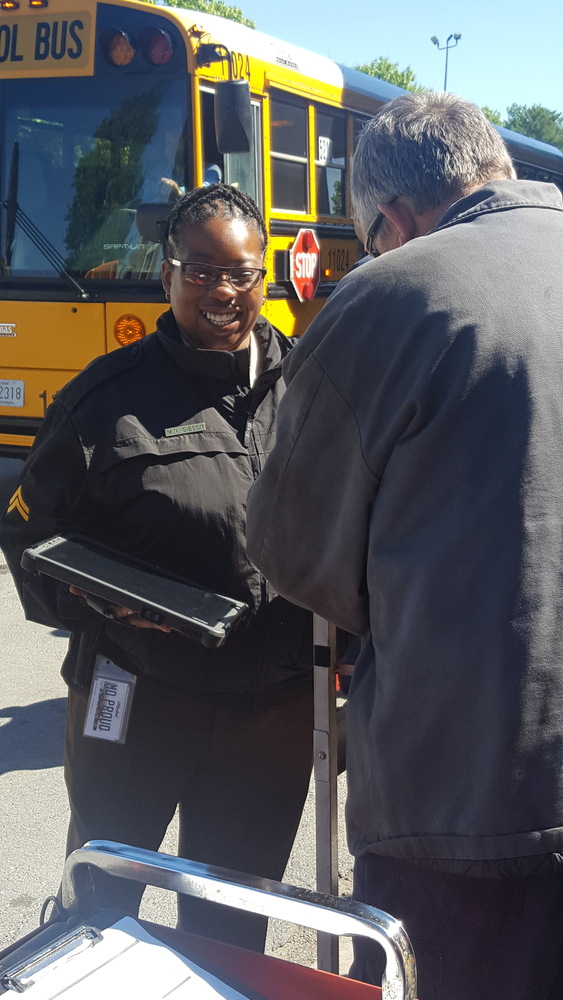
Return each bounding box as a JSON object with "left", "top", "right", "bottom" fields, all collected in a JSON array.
[{"left": 7, "top": 486, "right": 29, "bottom": 522}]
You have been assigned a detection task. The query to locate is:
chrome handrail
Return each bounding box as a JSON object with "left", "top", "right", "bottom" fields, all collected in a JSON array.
[{"left": 61, "top": 841, "right": 417, "bottom": 1000}]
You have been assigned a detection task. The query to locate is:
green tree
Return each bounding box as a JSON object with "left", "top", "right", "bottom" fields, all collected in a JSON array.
[
  {"left": 143, "top": 0, "right": 254, "bottom": 28},
  {"left": 504, "top": 104, "right": 563, "bottom": 152},
  {"left": 481, "top": 106, "right": 503, "bottom": 126},
  {"left": 353, "top": 56, "right": 423, "bottom": 92}
]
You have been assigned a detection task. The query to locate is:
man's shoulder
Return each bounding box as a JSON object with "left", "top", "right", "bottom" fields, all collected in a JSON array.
[
  {"left": 438, "top": 178, "right": 563, "bottom": 230},
  {"left": 283, "top": 245, "right": 453, "bottom": 390},
  {"left": 256, "top": 316, "right": 294, "bottom": 352}
]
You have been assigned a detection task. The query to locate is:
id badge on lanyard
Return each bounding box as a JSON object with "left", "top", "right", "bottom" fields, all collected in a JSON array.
[{"left": 83, "top": 656, "right": 136, "bottom": 744}]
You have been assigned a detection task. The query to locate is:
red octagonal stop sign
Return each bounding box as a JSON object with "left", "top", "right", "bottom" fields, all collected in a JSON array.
[{"left": 289, "top": 228, "right": 321, "bottom": 302}]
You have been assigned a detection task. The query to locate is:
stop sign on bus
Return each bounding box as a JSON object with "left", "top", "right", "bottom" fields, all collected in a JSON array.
[{"left": 289, "top": 229, "right": 321, "bottom": 302}]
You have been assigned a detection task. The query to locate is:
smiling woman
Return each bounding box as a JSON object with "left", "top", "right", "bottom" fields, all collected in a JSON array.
[
  {"left": 161, "top": 187, "right": 267, "bottom": 352},
  {"left": 0, "top": 183, "right": 313, "bottom": 955}
]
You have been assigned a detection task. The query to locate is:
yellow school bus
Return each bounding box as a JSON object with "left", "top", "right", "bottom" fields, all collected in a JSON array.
[{"left": 1, "top": 0, "right": 563, "bottom": 456}]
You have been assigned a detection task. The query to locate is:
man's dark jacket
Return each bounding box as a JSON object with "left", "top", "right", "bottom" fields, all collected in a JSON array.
[{"left": 247, "top": 180, "right": 563, "bottom": 871}]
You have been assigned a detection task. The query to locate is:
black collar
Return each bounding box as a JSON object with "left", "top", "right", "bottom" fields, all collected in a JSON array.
[{"left": 155, "top": 309, "right": 283, "bottom": 384}]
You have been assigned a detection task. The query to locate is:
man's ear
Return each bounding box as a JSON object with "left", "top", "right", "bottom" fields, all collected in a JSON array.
[{"left": 378, "top": 199, "right": 418, "bottom": 246}]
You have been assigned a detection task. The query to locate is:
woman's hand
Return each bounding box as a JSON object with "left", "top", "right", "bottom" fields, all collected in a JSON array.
[{"left": 69, "top": 586, "right": 172, "bottom": 632}]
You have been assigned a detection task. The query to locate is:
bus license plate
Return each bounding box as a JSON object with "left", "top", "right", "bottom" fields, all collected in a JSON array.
[{"left": 0, "top": 380, "right": 24, "bottom": 407}]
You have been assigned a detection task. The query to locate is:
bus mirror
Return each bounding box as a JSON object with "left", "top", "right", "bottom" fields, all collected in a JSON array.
[
  {"left": 136, "top": 203, "right": 172, "bottom": 245},
  {"left": 214, "top": 80, "right": 252, "bottom": 153}
]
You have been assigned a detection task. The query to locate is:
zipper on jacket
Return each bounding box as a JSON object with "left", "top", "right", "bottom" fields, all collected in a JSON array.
[
  {"left": 242, "top": 412, "right": 269, "bottom": 605},
  {"left": 244, "top": 415, "right": 262, "bottom": 478}
]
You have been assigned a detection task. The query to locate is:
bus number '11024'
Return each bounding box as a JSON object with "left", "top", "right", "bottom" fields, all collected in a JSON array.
[{"left": 326, "top": 248, "right": 350, "bottom": 273}]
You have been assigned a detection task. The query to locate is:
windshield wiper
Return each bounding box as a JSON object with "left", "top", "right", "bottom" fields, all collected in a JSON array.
[
  {"left": 1, "top": 141, "right": 90, "bottom": 300},
  {"left": 1, "top": 138, "right": 18, "bottom": 271}
]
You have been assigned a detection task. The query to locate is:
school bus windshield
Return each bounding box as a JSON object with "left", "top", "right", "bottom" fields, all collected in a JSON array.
[{"left": 1, "top": 73, "right": 189, "bottom": 282}]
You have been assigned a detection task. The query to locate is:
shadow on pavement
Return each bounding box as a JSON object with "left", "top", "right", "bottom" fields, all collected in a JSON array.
[
  {"left": 0, "top": 698, "right": 66, "bottom": 774},
  {"left": 1, "top": 463, "right": 68, "bottom": 773}
]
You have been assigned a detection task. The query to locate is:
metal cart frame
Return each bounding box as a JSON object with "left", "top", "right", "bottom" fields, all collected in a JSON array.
[{"left": 55, "top": 840, "right": 417, "bottom": 1000}]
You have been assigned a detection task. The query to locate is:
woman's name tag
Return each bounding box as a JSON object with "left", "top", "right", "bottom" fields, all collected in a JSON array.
[{"left": 83, "top": 656, "right": 136, "bottom": 744}]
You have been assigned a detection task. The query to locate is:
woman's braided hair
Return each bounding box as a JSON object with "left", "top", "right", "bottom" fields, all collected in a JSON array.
[{"left": 162, "top": 183, "right": 268, "bottom": 258}]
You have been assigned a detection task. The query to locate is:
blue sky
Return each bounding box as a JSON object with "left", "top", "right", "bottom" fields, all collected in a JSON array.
[{"left": 239, "top": 0, "right": 563, "bottom": 118}]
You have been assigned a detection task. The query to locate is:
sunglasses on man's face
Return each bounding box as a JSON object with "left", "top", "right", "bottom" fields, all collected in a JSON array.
[
  {"left": 365, "top": 213, "right": 385, "bottom": 258},
  {"left": 365, "top": 198, "right": 398, "bottom": 258}
]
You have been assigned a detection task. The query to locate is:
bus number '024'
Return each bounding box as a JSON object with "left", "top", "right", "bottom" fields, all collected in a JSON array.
[
  {"left": 326, "top": 248, "right": 349, "bottom": 272},
  {"left": 231, "top": 51, "right": 250, "bottom": 81}
]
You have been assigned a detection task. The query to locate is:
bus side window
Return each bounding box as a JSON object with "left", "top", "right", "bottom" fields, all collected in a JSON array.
[
  {"left": 316, "top": 107, "right": 346, "bottom": 217},
  {"left": 270, "top": 93, "right": 308, "bottom": 213},
  {"left": 353, "top": 116, "right": 368, "bottom": 148},
  {"left": 515, "top": 163, "right": 537, "bottom": 180}
]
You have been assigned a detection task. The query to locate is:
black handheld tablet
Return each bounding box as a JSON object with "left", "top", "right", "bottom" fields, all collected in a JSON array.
[{"left": 21, "top": 535, "right": 248, "bottom": 648}]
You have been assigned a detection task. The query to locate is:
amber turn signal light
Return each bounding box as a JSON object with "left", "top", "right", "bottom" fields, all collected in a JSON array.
[
  {"left": 114, "top": 315, "right": 145, "bottom": 346},
  {"left": 102, "top": 29, "right": 135, "bottom": 67}
]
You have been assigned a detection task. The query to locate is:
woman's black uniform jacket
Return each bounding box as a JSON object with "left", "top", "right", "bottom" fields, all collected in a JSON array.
[{"left": 0, "top": 311, "right": 312, "bottom": 700}]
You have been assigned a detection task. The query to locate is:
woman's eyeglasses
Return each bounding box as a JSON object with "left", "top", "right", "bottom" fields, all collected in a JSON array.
[{"left": 168, "top": 260, "right": 267, "bottom": 291}]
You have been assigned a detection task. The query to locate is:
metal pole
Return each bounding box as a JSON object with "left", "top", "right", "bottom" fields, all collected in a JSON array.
[
  {"left": 313, "top": 615, "right": 339, "bottom": 973},
  {"left": 431, "top": 33, "right": 460, "bottom": 93}
]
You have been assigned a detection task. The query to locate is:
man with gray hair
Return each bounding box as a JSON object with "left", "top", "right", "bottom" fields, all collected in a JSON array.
[{"left": 246, "top": 91, "right": 563, "bottom": 999}]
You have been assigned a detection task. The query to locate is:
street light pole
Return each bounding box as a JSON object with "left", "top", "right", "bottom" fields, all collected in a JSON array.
[{"left": 430, "top": 33, "right": 461, "bottom": 91}]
